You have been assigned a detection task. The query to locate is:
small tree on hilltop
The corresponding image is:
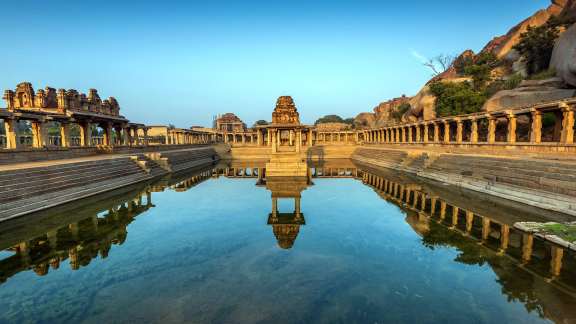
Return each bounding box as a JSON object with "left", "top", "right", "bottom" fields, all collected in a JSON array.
[
  {"left": 423, "top": 54, "right": 457, "bottom": 77},
  {"left": 314, "top": 115, "right": 344, "bottom": 125},
  {"left": 253, "top": 120, "right": 268, "bottom": 127},
  {"left": 513, "top": 17, "right": 561, "bottom": 75}
]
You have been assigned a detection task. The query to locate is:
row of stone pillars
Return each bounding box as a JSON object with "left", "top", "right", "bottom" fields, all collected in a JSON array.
[
  {"left": 365, "top": 103, "right": 575, "bottom": 145},
  {"left": 1, "top": 118, "right": 149, "bottom": 149}
]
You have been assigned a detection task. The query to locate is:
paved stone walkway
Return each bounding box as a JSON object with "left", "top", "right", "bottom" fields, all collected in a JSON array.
[{"left": 0, "top": 147, "right": 210, "bottom": 172}]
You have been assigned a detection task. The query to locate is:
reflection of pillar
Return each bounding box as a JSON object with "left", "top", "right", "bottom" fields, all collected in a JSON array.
[
  {"left": 146, "top": 190, "right": 152, "bottom": 207},
  {"left": 451, "top": 207, "right": 459, "bottom": 227},
  {"left": 47, "top": 230, "right": 58, "bottom": 248},
  {"left": 465, "top": 211, "right": 473, "bottom": 233},
  {"left": 550, "top": 246, "right": 564, "bottom": 277},
  {"left": 430, "top": 198, "right": 437, "bottom": 215},
  {"left": 439, "top": 201, "right": 446, "bottom": 221},
  {"left": 522, "top": 234, "right": 533, "bottom": 264},
  {"left": 272, "top": 197, "right": 278, "bottom": 218},
  {"left": 69, "top": 222, "right": 79, "bottom": 239},
  {"left": 295, "top": 197, "right": 301, "bottom": 217},
  {"left": 420, "top": 193, "right": 426, "bottom": 210},
  {"left": 482, "top": 218, "right": 491, "bottom": 241},
  {"left": 500, "top": 224, "right": 509, "bottom": 251}
]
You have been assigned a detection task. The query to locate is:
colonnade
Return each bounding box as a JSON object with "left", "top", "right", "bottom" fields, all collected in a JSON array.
[
  {"left": 2, "top": 189, "right": 152, "bottom": 279},
  {"left": 223, "top": 129, "right": 362, "bottom": 147},
  {"left": 362, "top": 172, "right": 569, "bottom": 279},
  {"left": 0, "top": 117, "right": 150, "bottom": 149},
  {"left": 363, "top": 100, "right": 576, "bottom": 147}
]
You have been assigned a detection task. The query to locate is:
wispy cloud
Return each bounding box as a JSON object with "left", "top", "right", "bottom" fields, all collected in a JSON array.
[{"left": 409, "top": 49, "right": 428, "bottom": 64}]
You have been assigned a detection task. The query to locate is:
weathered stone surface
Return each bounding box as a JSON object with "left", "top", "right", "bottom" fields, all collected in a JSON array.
[
  {"left": 407, "top": 85, "right": 436, "bottom": 121},
  {"left": 372, "top": 95, "right": 411, "bottom": 127},
  {"left": 551, "top": 23, "right": 576, "bottom": 88},
  {"left": 482, "top": 77, "right": 576, "bottom": 111},
  {"left": 481, "top": 1, "right": 564, "bottom": 59},
  {"left": 2, "top": 82, "right": 120, "bottom": 116},
  {"left": 272, "top": 96, "right": 300, "bottom": 125},
  {"left": 353, "top": 112, "right": 376, "bottom": 128}
]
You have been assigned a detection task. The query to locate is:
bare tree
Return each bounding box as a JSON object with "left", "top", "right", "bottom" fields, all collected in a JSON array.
[{"left": 423, "top": 54, "right": 456, "bottom": 77}]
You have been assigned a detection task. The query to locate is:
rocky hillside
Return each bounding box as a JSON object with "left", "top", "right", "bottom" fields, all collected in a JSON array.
[{"left": 356, "top": 0, "right": 576, "bottom": 128}]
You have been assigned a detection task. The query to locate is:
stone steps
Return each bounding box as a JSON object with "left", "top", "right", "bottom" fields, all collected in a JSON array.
[
  {"left": 427, "top": 155, "right": 576, "bottom": 196},
  {"left": 0, "top": 161, "right": 141, "bottom": 191},
  {"left": 0, "top": 173, "right": 149, "bottom": 221},
  {"left": 0, "top": 161, "right": 144, "bottom": 204},
  {"left": 0, "top": 158, "right": 127, "bottom": 183}
]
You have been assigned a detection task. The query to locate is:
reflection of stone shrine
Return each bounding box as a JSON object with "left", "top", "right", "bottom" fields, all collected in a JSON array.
[{"left": 265, "top": 175, "right": 311, "bottom": 249}]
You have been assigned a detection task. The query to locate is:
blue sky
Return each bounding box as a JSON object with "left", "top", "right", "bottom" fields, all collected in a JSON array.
[{"left": 0, "top": 0, "right": 549, "bottom": 127}]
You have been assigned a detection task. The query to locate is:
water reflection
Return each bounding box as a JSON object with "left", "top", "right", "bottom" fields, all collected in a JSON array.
[{"left": 0, "top": 161, "right": 575, "bottom": 323}]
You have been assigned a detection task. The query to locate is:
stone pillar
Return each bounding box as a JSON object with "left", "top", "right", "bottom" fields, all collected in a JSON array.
[
  {"left": 433, "top": 123, "right": 440, "bottom": 143},
  {"left": 487, "top": 117, "right": 496, "bottom": 144},
  {"left": 271, "top": 130, "right": 277, "bottom": 153},
  {"left": 80, "top": 122, "right": 92, "bottom": 147},
  {"left": 456, "top": 119, "right": 463, "bottom": 144},
  {"left": 443, "top": 121, "right": 450, "bottom": 144},
  {"left": 561, "top": 104, "right": 575, "bottom": 144},
  {"left": 415, "top": 125, "right": 421, "bottom": 143},
  {"left": 423, "top": 124, "right": 429, "bottom": 143},
  {"left": 507, "top": 113, "right": 517, "bottom": 144},
  {"left": 60, "top": 122, "right": 71, "bottom": 148},
  {"left": 470, "top": 119, "right": 478, "bottom": 144},
  {"left": 143, "top": 128, "right": 149, "bottom": 146},
  {"left": 407, "top": 126, "right": 413, "bottom": 143},
  {"left": 530, "top": 110, "right": 542, "bottom": 144},
  {"left": 133, "top": 127, "right": 140, "bottom": 146},
  {"left": 4, "top": 118, "right": 19, "bottom": 149},
  {"left": 257, "top": 130, "right": 262, "bottom": 146},
  {"left": 308, "top": 130, "right": 313, "bottom": 146},
  {"left": 296, "top": 130, "right": 302, "bottom": 153},
  {"left": 102, "top": 123, "right": 113, "bottom": 146},
  {"left": 31, "top": 121, "right": 48, "bottom": 148}
]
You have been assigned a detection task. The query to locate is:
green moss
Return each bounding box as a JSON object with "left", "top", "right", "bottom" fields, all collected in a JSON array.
[{"left": 541, "top": 223, "right": 576, "bottom": 243}]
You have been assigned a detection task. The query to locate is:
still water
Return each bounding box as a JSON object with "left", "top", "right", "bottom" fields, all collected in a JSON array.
[{"left": 0, "top": 161, "right": 575, "bottom": 323}]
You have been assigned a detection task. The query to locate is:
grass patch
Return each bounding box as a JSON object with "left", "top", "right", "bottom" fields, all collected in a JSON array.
[{"left": 541, "top": 223, "right": 576, "bottom": 243}]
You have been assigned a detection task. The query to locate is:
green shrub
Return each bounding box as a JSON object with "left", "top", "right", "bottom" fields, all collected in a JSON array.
[
  {"left": 528, "top": 68, "right": 556, "bottom": 80},
  {"left": 391, "top": 102, "right": 411, "bottom": 120},
  {"left": 429, "top": 81, "right": 487, "bottom": 117},
  {"left": 513, "top": 17, "right": 560, "bottom": 75}
]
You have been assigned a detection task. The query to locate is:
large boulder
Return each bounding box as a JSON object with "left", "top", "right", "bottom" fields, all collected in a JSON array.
[
  {"left": 353, "top": 112, "right": 376, "bottom": 129},
  {"left": 481, "top": 1, "right": 566, "bottom": 59},
  {"left": 559, "top": 0, "right": 576, "bottom": 22},
  {"left": 372, "top": 95, "right": 411, "bottom": 127},
  {"left": 551, "top": 23, "right": 576, "bottom": 87},
  {"left": 407, "top": 85, "right": 436, "bottom": 121},
  {"left": 482, "top": 78, "right": 575, "bottom": 112}
]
